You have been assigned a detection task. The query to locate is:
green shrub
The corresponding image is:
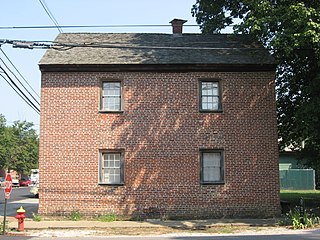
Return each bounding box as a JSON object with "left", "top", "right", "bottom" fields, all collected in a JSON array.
[
  {"left": 97, "top": 213, "right": 117, "bottom": 222},
  {"left": 286, "top": 207, "right": 320, "bottom": 229},
  {"left": 32, "top": 213, "right": 42, "bottom": 222},
  {"left": 69, "top": 211, "right": 82, "bottom": 221}
]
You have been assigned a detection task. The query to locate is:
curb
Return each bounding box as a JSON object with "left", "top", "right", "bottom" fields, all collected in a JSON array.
[{"left": 4, "top": 218, "right": 280, "bottom": 231}]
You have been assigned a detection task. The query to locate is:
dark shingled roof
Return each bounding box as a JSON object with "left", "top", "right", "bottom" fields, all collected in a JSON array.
[{"left": 39, "top": 33, "right": 275, "bottom": 67}]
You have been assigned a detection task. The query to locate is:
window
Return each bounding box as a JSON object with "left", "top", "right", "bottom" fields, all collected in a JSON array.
[
  {"left": 200, "top": 150, "right": 224, "bottom": 184},
  {"left": 200, "top": 80, "right": 221, "bottom": 111},
  {"left": 101, "top": 81, "right": 123, "bottom": 111},
  {"left": 99, "top": 151, "right": 124, "bottom": 185}
]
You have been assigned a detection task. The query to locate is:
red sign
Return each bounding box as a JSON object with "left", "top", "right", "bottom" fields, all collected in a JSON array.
[{"left": 4, "top": 174, "right": 12, "bottom": 199}]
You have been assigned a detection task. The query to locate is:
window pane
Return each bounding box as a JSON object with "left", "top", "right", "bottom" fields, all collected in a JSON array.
[
  {"left": 103, "top": 160, "right": 108, "bottom": 168},
  {"left": 202, "top": 96, "right": 209, "bottom": 110},
  {"left": 201, "top": 81, "right": 220, "bottom": 111},
  {"left": 103, "top": 86, "right": 108, "bottom": 96},
  {"left": 212, "top": 82, "right": 218, "bottom": 95},
  {"left": 114, "top": 153, "right": 120, "bottom": 160},
  {"left": 114, "top": 160, "right": 120, "bottom": 168},
  {"left": 103, "top": 175, "right": 109, "bottom": 183},
  {"left": 109, "top": 175, "right": 115, "bottom": 183},
  {"left": 202, "top": 152, "right": 222, "bottom": 182},
  {"left": 103, "top": 98, "right": 108, "bottom": 108},
  {"left": 106, "top": 89, "right": 114, "bottom": 96},
  {"left": 203, "top": 168, "right": 221, "bottom": 181},
  {"left": 202, "top": 82, "right": 217, "bottom": 95},
  {"left": 103, "top": 97, "right": 121, "bottom": 111},
  {"left": 208, "top": 96, "right": 213, "bottom": 103},
  {"left": 114, "top": 175, "right": 120, "bottom": 183},
  {"left": 113, "top": 85, "right": 120, "bottom": 95},
  {"left": 102, "top": 82, "right": 121, "bottom": 111},
  {"left": 212, "top": 103, "right": 218, "bottom": 110},
  {"left": 207, "top": 83, "right": 214, "bottom": 95},
  {"left": 101, "top": 152, "right": 123, "bottom": 184},
  {"left": 104, "top": 82, "right": 120, "bottom": 90},
  {"left": 105, "top": 88, "right": 120, "bottom": 97},
  {"left": 109, "top": 161, "right": 114, "bottom": 167},
  {"left": 203, "top": 153, "right": 220, "bottom": 166}
]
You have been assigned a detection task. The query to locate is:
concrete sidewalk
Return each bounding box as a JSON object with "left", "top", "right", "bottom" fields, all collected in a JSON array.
[{"left": 3, "top": 217, "right": 279, "bottom": 230}]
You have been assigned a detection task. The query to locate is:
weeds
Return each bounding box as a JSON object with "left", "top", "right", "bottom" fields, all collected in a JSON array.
[
  {"left": 0, "top": 220, "right": 9, "bottom": 233},
  {"left": 69, "top": 210, "right": 82, "bottom": 221},
  {"left": 97, "top": 213, "right": 117, "bottom": 222},
  {"left": 32, "top": 213, "right": 42, "bottom": 222},
  {"left": 285, "top": 207, "right": 320, "bottom": 229}
]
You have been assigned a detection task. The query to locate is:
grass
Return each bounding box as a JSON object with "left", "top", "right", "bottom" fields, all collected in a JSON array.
[
  {"left": 97, "top": 213, "right": 117, "bottom": 222},
  {"left": 91, "top": 226, "right": 266, "bottom": 236},
  {"left": 280, "top": 190, "right": 320, "bottom": 207},
  {"left": 280, "top": 190, "right": 320, "bottom": 216}
]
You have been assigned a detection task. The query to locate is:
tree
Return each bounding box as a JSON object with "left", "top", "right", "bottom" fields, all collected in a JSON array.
[
  {"left": 191, "top": 0, "right": 320, "bottom": 170},
  {"left": 0, "top": 114, "right": 38, "bottom": 174}
]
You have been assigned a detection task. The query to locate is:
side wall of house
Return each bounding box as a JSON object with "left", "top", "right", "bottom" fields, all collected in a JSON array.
[{"left": 39, "top": 71, "right": 280, "bottom": 218}]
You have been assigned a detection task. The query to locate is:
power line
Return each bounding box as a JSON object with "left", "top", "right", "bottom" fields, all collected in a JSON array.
[
  {"left": 0, "top": 73, "right": 40, "bottom": 115},
  {"left": 0, "top": 65, "right": 40, "bottom": 114},
  {"left": 0, "top": 38, "right": 269, "bottom": 51},
  {"left": 0, "top": 24, "right": 200, "bottom": 30},
  {"left": 0, "top": 39, "right": 52, "bottom": 49},
  {"left": 0, "top": 56, "right": 40, "bottom": 106},
  {"left": 0, "top": 48, "right": 40, "bottom": 99},
  {"left": 38, "top": 0, "right": 63, "bottom": 33}
]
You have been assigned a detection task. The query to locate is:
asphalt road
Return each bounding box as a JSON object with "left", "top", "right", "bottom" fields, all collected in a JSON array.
[{"left": 0, "top": 186, "right": 38, "bottom": 218}]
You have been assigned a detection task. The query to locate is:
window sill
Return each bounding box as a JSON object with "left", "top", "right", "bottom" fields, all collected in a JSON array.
[
  {"left": 201, "top": 181, "right": 225, "bottom": 185},
  {"left": 200, "top": 109, "right": 223, "bottom": 113},
  {"left": 98, "top": 183, "right": 124, "bottom": 186},
  {"left": 99, "top": 110, "right": 124, "bottom": 114}
]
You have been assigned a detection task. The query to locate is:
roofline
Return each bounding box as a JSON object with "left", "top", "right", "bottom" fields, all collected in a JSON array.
[{"left": 39, "top": 63, "right": 277, "bottom": 72}]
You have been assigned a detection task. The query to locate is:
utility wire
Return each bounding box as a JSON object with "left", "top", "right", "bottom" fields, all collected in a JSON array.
[
  {"left": 0, "top": 39, "right": 52, "bottom": 49},
  {"left": 0, "top": 24, "right": 201, "bottom": 30},
  {"left": 0, "top": 56, "right": 40, "bottom": 106},
  {"left": 0, "top": 65, "right": 40, "bottom": 113},
  {"left": 0, "top": 48, "right": 40, "bottom": 99},
  {"left": 0, "top": 73, "right": 40, "bottom": 115},
  {"left": 38, "top": 0, "right": 63, "bottom": 33},
  {"left": 0, "top": 38, "right": 268, "bottom": 50}
]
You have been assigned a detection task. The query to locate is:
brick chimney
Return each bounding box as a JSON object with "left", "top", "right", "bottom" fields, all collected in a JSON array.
[{"left": 170, "top": 19, "right": 187, "bottom": 35}]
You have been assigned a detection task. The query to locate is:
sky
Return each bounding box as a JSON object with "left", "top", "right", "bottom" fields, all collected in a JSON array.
[{"left": 0, "top": 0, "right": 208, "bottom": 131}]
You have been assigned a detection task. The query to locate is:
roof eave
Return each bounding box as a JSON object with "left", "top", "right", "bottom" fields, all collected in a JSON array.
[{"left": 39, "top": 63, "right": 277, "bottom": 72}]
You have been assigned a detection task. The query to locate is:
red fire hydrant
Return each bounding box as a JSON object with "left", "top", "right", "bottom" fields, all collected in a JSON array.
[{"left": 15, "top": 206, "right": 26, "bottom": 232}]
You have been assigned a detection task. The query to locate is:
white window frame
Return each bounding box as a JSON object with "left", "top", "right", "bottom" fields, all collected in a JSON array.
[
  {"left": 199, "top": 80, "right": 222, "bottom": 112},
  {"left": 99, "top": 150, "right": 124, "bottom": 185},
  {"left": 101, "top": 81, "right": 123, "bottom": 112}
]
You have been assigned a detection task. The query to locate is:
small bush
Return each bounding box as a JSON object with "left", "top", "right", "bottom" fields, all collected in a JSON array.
[
  {"left": 32, "top": 213, "right": 42, "bottom": 222},
  {"left": 69, "top": 211, "right": 82, "bottom": 221},
  {"left": 97, "top": 213, "right": 117, "bottom": 222},
  {"left": 286, "top": 207, "right": 320, "bottom": 229}
]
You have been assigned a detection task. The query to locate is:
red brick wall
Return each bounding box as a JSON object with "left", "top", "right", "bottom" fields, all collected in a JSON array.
[{"left": 39, "top": 71, "right": 280, "bottom": 219}]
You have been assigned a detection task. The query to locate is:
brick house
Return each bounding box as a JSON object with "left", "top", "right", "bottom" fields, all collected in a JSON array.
[{"left": 39, "top": 20, "right": 280, "bottom": 219}]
